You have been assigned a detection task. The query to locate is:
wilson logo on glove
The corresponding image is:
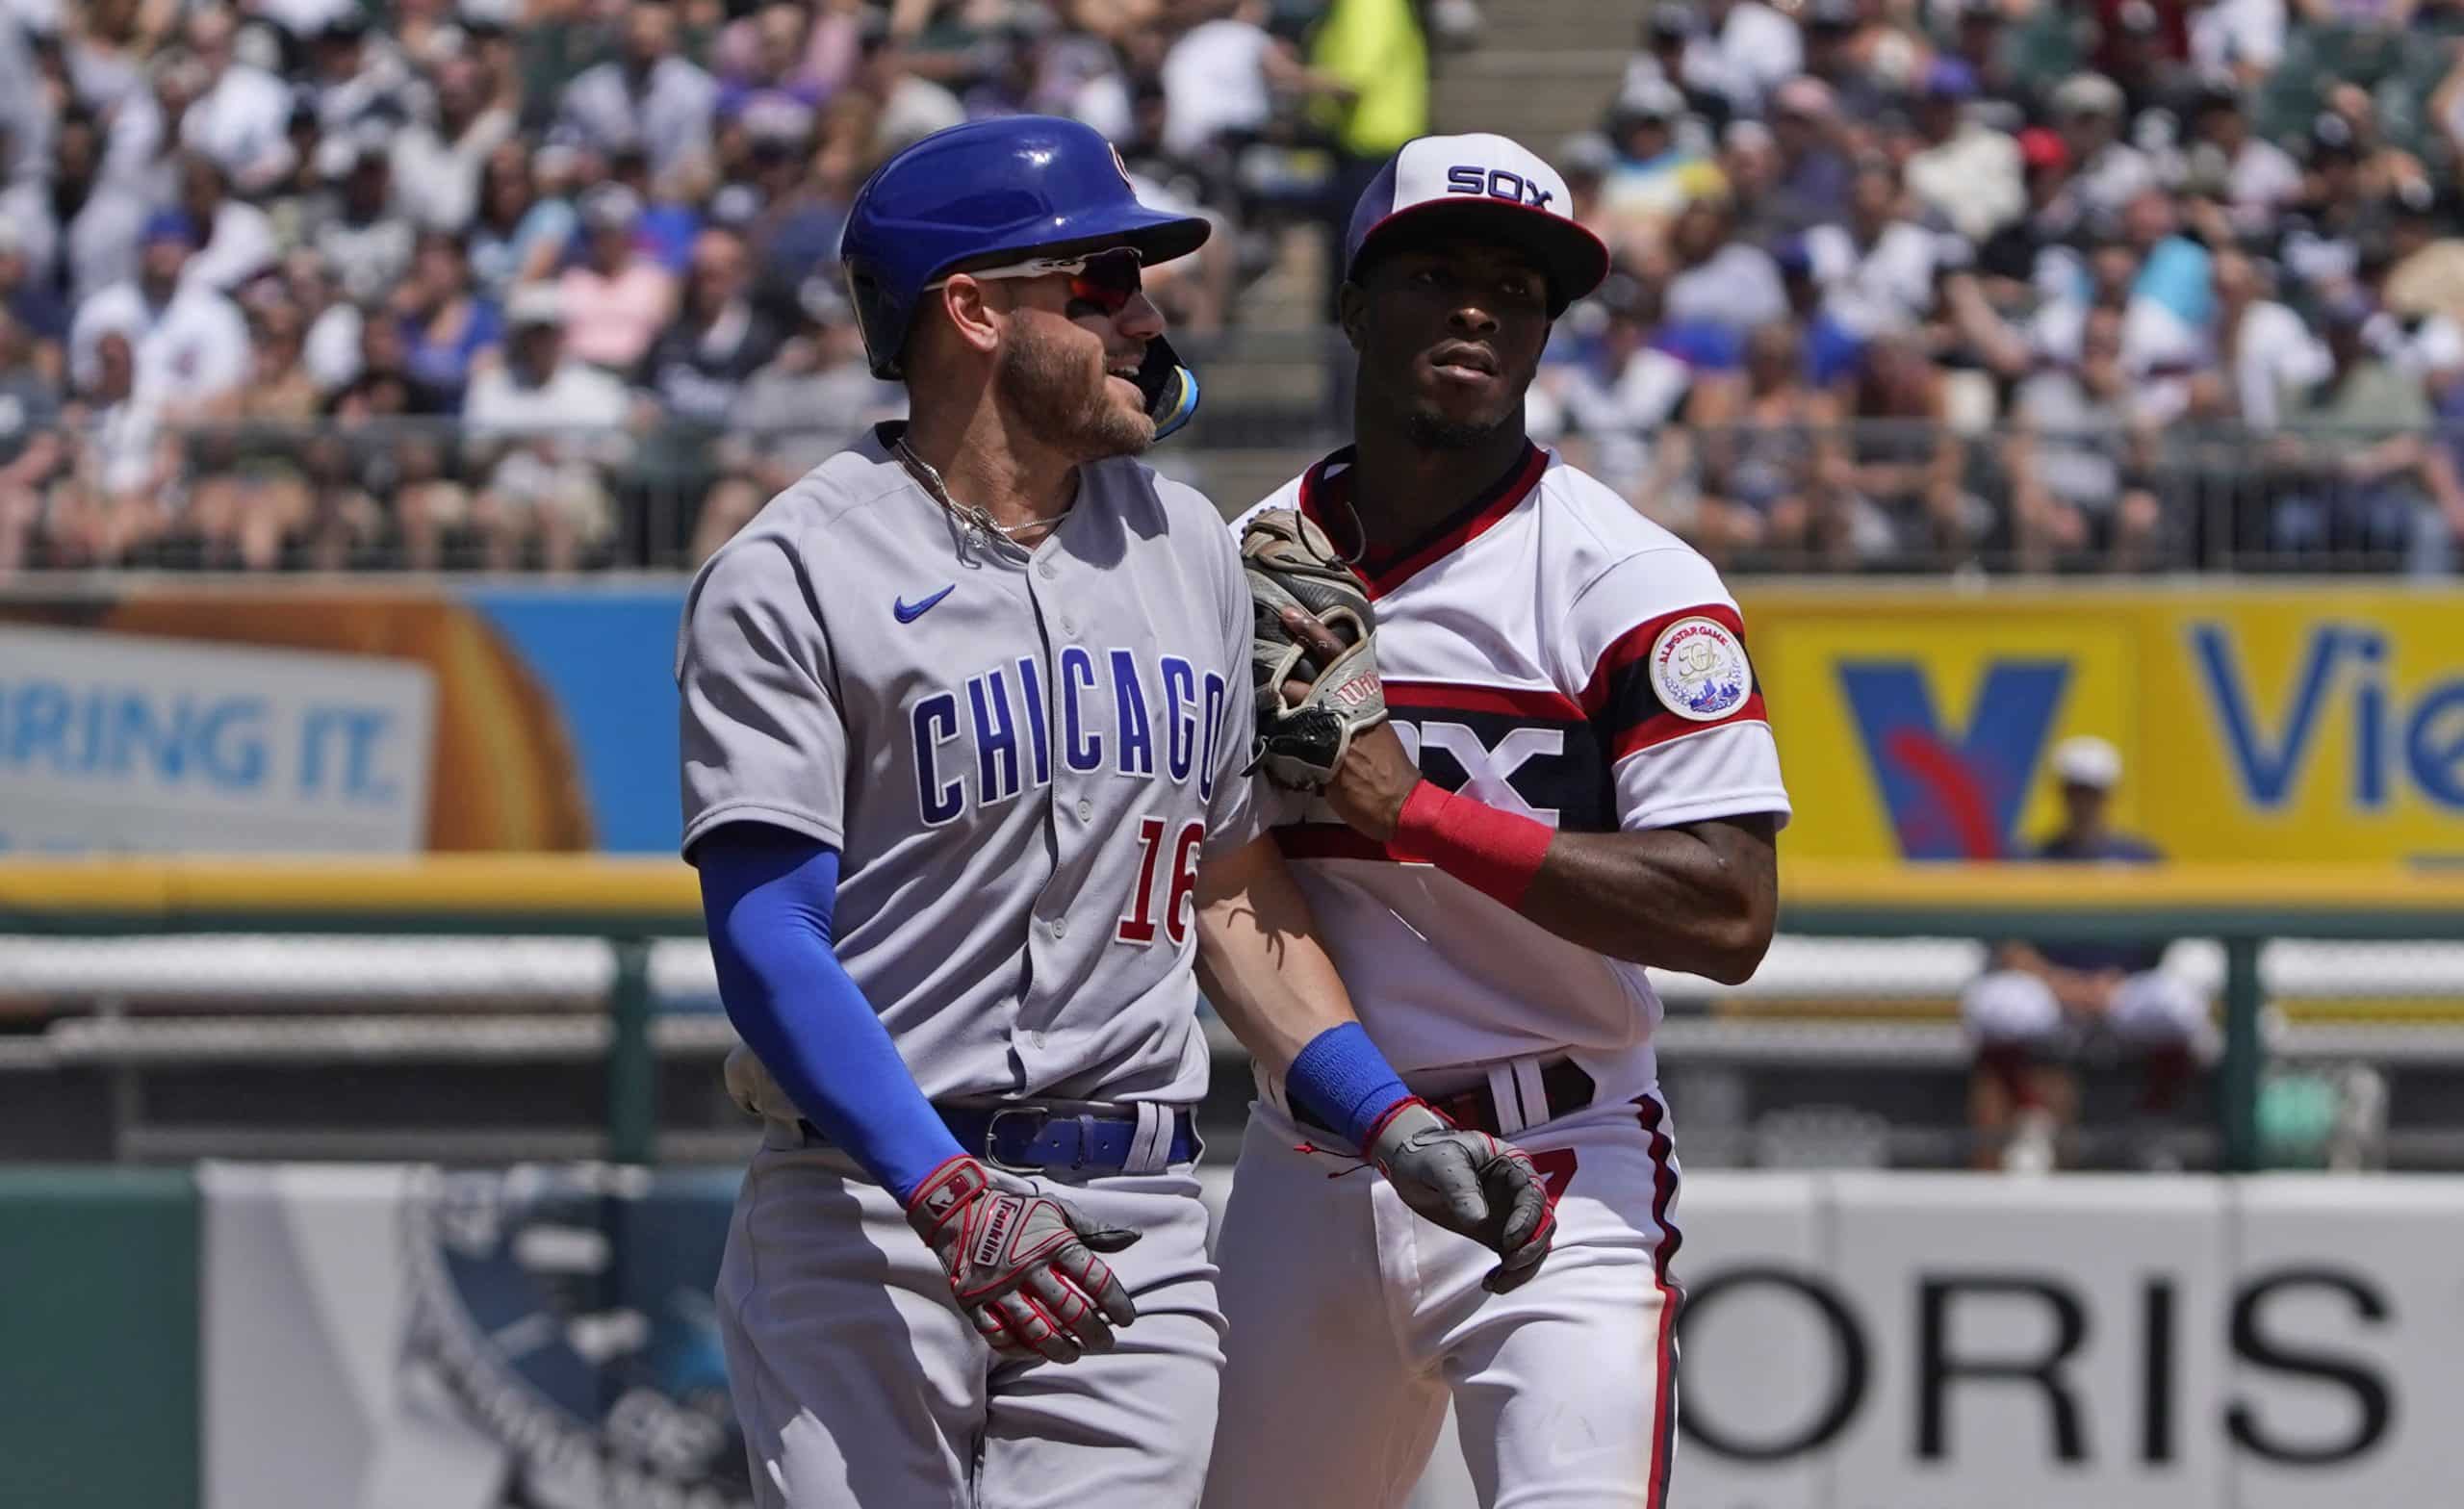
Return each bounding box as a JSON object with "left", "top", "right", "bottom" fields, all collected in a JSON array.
[{"left": 1242, "top": 508, "right": 1391, "bottom": 790}]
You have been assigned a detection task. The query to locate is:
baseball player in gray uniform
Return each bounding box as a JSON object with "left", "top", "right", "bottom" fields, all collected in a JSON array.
[{"left": 675, "top": 117, "right": 1554, "bottom": 1509}]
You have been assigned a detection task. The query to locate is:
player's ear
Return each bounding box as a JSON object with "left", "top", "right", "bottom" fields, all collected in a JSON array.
[
  {"left": 1337, "top": 280, "right": 1368, "bottom": 352},
  {"left": 934, "top": 273, "right": 1005, "bottom": 360}
]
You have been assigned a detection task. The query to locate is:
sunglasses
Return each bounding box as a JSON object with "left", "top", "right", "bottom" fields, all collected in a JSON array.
[{"left": 924, "top": 247, "right": 1146, "bottom": 317}]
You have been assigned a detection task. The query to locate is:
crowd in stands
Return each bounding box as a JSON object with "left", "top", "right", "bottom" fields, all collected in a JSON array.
[
  {"left": 1533, "top": 0, "right": 2464, "bottom": 573},
  {"left": 0, "top": 0, "right": 1443, "bottom": 571},
  {"left": 5, "top": 0, "right": 2464, "bottom": 574}
]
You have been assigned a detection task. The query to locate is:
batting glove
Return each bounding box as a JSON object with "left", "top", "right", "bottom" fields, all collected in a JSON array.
[
  {"left": 904, "top": 1155, "right": 1142, "bottom": 1364},
  {"left": 1365, "top": 1099, "right": 1556, "bottom": 1293}
]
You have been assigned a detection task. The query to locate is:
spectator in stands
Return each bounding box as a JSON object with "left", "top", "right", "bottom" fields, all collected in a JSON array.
[
  {"left": 0, "top": 309, "right": 68, "bottom": 575},
  {"left": 1717, "top": 117, "right": 1785, "bottom": 246},
  {"left": 2052, "top": 71, "right": 2156, "bottom": 219},
  {"left": 467, "top": 142, "right": 578, "bottom": 300},
  {"left": 0, "top": 225, "right": 65, "bottom": 379},
  {"left": 1599, "top": 77, "right": 1714, "bottom": 248},
  {"left": 560, "top": 184, "right": 678, "bottom": 372},
  {"left": 303, "top": 9, "right": 420, "bottom": 137},
  {"left": 2180, "top": 74, "right": 2300, "bottom": 244},
  {"left": 1687, "top": 0, "right": 1802, "bottom": 117},
  {"left": 395, "top": 232, "right": 502, "bottom": 414},
  {"left": 2282, "top": 113, "right": 2369, "bottom": 295},
  {"left": 101, "top": 45, "right": 202, "bottom": 203},
  {"left": 63, "top": 0, "right": 152, "bottom": 120},
  {"left": 1765, "top": 75, "right": 1855, "bottom": 236},
  {"left": 171, "top": 8, "right": 295, "bottom": 195},
  {"left": 1844, "top": 331, "right": 1977, "bottom": 564},
  {"left": 2100, "top": 0, "right": 2183, "bottom": 120},
  {"left": 1962, "top": 735, "right": 2207, "bottom": 1172},
  {"left": 45, "top": 329, "right": 184, "bottom": 568},
  {"left": 713, "top": 1, "right": 844, "bottom": 135},
  {"left": 2196, "top": 245, "right": 2329, "bottom": 431},
  {"left": 176, "top": 151, "right": 278, "bottom": 294},
  {"left": 2269, "top": 291, "right": 2464, "bottom": 572},
  {"left": 1666, "top": 192, "right": 1787, "bottom": 336},
  {"left": 310, "top": 129, "right": 418, "bottom": 307},
  {"left": 2004, "top": 305, "right": 2167, "bottom": 572},
  {"left": 460, "top": 284, "right": 633, "bottom": 572},
  {"left": 635, "top": 225, "right": 779, "bottom": 557},
  {"left": 1531, "top": 268, "right": 1704, "bottom": 503},
  {"left": 68, "top": 211, "right": 251, "bottom": 418},
  {"left": 1807, "top": 157, "right": 1943, "bottom": 343},
  {"left": 1772, "top": 234, "right": 1865, "bottom": 391},
  {"left": 695, "top": 277, "right": 899, "bottom": 563},
  {"left": 2382, "top": 182, "right": 2464, "bottom": 343},
  {"left": 1622, "top": 5, "right": 1729, "bottom": 131},
  {"left": 2188, "top": 0, "right": 2286, "bottom": 87},
  {"left": 1160, "top": 0, "right": 1288, "bottom": 163},
  {"left": 1903, "top": 58, "right": 2021, "bottom": 243},
  {"left": 1688, "top": 318, "right": 1849, "bottom": 566},
  {"left": 391, "top": 52, "right": 520, "bottom": 236},
  {"left": 0, "top": 124, "right": 51, "bottom": 286},
  {"left": 557, "top": 0, "right": 718, "bottom": 179},
  {"left": 187, "top": 298, "right": 321, "bottom": 570},
  {"left": 56, "top": 106, "right": 147, "bottom": 308},
  {"left": 1943, "top": 0, "right": 2039, "bottom": 126}
]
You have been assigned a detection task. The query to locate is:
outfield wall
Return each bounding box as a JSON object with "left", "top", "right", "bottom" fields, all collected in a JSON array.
[{"left": 10, "top": 1166, "right": 2457, "bottom": 1509}]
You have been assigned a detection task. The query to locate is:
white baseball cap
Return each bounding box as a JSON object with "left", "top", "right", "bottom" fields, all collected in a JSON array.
[
  {"left": 2049, "top": 734, "right": 2123, "bottom": 790},
  {"left": 1343, "top": 133, "right": 1612, "bottom": 315}
]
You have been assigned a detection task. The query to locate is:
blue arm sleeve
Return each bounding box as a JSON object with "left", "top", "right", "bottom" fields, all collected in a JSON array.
[{"left": 697, "top": 824, "right": 964, "bottom": 1204}]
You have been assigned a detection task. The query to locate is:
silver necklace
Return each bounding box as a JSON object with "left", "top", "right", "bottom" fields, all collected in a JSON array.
[{"left": 894, "top": 438, "right": 1071, "bottom": 552}]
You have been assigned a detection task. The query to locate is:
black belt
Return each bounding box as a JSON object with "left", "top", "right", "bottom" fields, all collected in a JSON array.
[
  {"left": 799, "top": 1100, "right": 1198, "bottom": 1173},
  {"left": 1292, "top": 1059, "right": 1597, "bottom": 1140}
]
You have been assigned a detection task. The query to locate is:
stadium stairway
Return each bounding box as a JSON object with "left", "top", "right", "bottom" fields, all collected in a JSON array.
[{"left": 1429, "top": 0, "right": 1630, "bottom": 146}]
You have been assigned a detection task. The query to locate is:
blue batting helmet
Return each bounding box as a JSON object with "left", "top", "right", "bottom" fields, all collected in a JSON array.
[{"left": 840, "top": 115, "right": 1210, "bottom": 437}]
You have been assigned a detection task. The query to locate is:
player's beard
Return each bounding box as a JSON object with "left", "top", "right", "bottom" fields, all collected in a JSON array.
[
  {"left": 996, "top": 321, "right": 1154, "bottom": 462},
  {"left": 1404, "top": 406, "right": 1518, "bottom": 451}
]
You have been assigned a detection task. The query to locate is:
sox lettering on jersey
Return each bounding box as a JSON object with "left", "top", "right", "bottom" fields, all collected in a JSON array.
[
  {"left": 913, "top": 651, "right": 1229, "bottom": 828},
  {"left": 1405, "top": 722, "right": 1566, "bottom": 823}
]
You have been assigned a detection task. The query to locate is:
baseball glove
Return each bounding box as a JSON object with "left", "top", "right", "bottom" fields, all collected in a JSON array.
[{"left": 1242, "top": 509, "right": 1387, "bottom": 789}]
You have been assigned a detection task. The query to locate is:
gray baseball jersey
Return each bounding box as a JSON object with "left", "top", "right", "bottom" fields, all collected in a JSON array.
[{"left": 676, "top": 422, "right": 1262, "bottom": 1108}]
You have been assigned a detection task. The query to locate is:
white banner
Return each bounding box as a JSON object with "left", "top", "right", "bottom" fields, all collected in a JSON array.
[
  {"left": 0, "top": 626, "right": 434, "bottom": 852},
  {"left": 205, "top": 1169, "right": 2464, "bottom": 1509},
  {"left": 1378, "top": 1174, "right": 2464, "bottom": 1509}
]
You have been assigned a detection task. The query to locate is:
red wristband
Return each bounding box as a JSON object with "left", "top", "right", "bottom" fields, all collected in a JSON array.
[{"left": 1392, "top": 780, "right": 1553, "bottom": 908}]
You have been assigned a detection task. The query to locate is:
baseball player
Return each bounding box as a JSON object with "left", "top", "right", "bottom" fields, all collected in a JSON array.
[
  {"left": 674, "top": 116, "right": 1553, "bottom": 1509},
  {"left": 1206, "top": 134, "right": 1791, "bottom": 1509}
]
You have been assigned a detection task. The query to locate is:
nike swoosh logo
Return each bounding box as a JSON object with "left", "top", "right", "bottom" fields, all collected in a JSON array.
[{"left": 893, "top": 585, "right": 955, "bottom": 624}]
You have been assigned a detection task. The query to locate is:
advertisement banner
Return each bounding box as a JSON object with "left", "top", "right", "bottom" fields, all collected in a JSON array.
[
  {"left": 0, "top": 586, "right": 686, "bottom": 854},
  {"left": 189, "top": 1168, "right": 2464, "bottom": 1509},
  {"left": 0, "top": 624, "right": 435, "bottom": 853},
  {"left": 13, "top": 581, "right": 2464, "bottom": 861},
  {"left": 1741, "top": 586, "right": 2464, "bottom": 864},
  {"left": 201, "top": 1162, "right": 749, "bottom": 1509}
]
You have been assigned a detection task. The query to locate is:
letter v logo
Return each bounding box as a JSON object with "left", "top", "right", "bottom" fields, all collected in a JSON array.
[
  {"left": 1838, "top": 660, "right": 2070, "bottom": 858},
  {"left": 2188, "top": 623, "right": 2340, "bottom": 807}
]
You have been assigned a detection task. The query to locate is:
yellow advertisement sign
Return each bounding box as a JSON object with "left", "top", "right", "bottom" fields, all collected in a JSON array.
[{"left": 1739, "top": 586, "right": 2464, "bottom": 864}]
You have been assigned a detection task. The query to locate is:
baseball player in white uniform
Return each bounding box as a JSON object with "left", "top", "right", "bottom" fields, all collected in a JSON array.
[
  {"left": 675, "top": 117, "right": 1553, "bottom": 1509},
  {"left": 1204, "top": 134, "right": 1792, "bottom": 1509}
]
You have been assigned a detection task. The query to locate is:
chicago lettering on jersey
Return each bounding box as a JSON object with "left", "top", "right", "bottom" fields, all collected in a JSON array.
[{"left": 911, "top": 650, "right": 1227, "bottom": 826}]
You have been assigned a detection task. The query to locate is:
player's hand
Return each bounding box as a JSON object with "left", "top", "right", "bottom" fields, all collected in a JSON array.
[
  {"left": 1280, "top": 608, "right": 1420, "bottom": 842},
  {"left": 1364, "top": 1099, "right": 1555, "bottom": 1294},
  {"left": 904, "top": 1156, "right": 1141, "bottom": 1364}
]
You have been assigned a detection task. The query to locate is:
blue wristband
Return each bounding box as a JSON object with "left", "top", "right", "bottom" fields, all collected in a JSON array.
[{"left": 1285, "top": 1022, "right": 1411, "bottom": 1146}]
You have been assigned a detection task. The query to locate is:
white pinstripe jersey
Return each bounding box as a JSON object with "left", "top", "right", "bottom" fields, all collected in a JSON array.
[{"left": 1241, "top": 443, "right": 1790, "bottom": 1077}]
